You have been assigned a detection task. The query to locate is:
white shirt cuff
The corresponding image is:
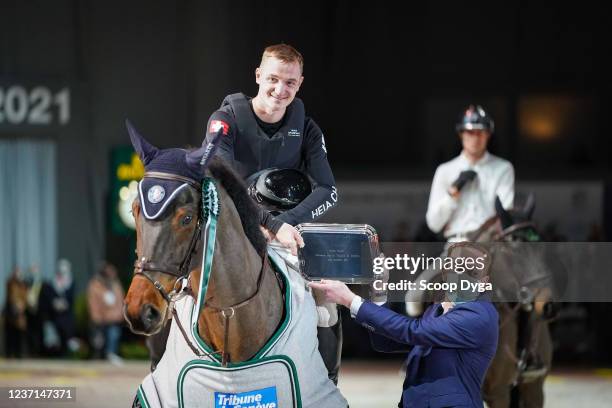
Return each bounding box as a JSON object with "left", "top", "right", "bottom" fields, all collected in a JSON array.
[{"left": 349, "top": 295, "right": 364, "bottom": 318}]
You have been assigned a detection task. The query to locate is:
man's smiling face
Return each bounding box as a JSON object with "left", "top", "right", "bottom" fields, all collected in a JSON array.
[{"left": 255, "top": 56, "right": 303, "bottom": 114}]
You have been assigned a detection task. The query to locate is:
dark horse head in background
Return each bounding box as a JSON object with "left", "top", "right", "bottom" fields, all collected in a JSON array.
[
  {"left": 476, "top": 195, "right": 559, "bottom": 408},
  {"left": 122, "top": 121, "right": 283, "bottom": 363},
  {"left": 477, "top": 196, "right": 558, "bottom": 320}
]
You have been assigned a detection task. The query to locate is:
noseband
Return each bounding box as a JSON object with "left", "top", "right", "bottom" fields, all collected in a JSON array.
[{"left": 133, "top": 172, "right": 203, "bottom": 304}]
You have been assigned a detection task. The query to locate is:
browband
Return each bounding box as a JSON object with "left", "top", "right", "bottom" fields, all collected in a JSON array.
[{"left": 144, "top": 171, "right": 201, "bottom": 191}]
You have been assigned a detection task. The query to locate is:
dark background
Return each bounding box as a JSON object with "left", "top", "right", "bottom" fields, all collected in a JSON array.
[
  {"left": 1, "top": 0, "right": 611, "bottom": 361},
  {"left": 2, "top": 0, "right": 609, "bottom": 173}
]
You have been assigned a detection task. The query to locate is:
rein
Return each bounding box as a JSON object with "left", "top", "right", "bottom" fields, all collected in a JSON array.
[
  {"left": 193, "top": 178, "right": 270, "bottom": 365},
  {"left": 204, "top": 253, "right": 269, "bottom": 365}
]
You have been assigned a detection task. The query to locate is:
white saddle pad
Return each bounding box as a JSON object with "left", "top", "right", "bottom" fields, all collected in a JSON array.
[{"left": 179, "top": 356, "right": 298, "bottom": 408}]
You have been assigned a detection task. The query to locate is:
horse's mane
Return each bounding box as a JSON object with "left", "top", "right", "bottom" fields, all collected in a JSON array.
[{"left": 208, "top": 157, "right": 268, "bottom": 254}]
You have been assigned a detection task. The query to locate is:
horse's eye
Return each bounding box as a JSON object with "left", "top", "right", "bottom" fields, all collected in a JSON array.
[{"left": 182, "top": 215, "right": 193, "bottom": 226}]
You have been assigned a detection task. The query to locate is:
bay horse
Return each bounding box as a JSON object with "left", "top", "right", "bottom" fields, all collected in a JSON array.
[
  {"left": 122, "top": 122, "right": 346, "bottom": 407},
  {"left": 122, "top": 127, "right": 282, "bottom": 363}
]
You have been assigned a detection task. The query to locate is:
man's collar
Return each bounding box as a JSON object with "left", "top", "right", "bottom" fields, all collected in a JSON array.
[
  {"left": 460, "top": 151, "right": 490, "bottom": 167},
  {"left": 251, "top": 96, "right": 288, "bottom": 124}
]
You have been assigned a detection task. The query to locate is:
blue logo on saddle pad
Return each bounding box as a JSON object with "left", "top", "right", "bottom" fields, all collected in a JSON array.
[{"left": 215, "top": 386, "right": 278, "bottom": 408}]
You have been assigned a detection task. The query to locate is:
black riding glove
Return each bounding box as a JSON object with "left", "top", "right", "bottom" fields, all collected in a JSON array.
[{"left": 451, "top": 170, "right": 477, "bottom": 191}]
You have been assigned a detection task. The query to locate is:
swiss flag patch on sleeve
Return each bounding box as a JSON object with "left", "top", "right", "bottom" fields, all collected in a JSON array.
[{"left": 209, "top": 120, "right": 229, "bottom": 135}]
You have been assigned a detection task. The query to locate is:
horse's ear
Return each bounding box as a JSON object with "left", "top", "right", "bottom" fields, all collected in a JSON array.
[
  {"left": 185, "top": 128, "right": 224, "bottom": 173},
  {"left": 495, "top": 196, "right": 514, "bottom": 229},
  {"left": 523, "top": 193, "right": 536, "bottom": 220},
  {"left": 126, "top": 119, "right": 159, "bottom": 165},
  {"left": 185, "top": 145, "right": 209, "bottom": 174}
]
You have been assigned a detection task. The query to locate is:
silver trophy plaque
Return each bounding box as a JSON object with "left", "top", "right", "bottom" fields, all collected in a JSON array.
[{"left": 296, "top": 223, "right": 379, "bottom": 284}]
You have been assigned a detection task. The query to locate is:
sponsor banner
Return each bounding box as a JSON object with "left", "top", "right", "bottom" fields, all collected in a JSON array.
[{"left": 215, "top": 386, "right": 277, "bottom": 408}]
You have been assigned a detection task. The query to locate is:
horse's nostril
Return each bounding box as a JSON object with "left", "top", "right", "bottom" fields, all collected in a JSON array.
[{"left": 141, "top": 304, "right": 161, "bottom": 329}]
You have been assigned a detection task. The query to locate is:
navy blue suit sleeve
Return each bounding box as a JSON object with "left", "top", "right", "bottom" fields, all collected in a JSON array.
[
  {"left": 276, "top": 118, "right": 339, "bottom": 225},
  {"left": 356, "top": 301, "right": 488, "bottom": 349},
  {"left": 365, "top": 304, "right": 412, "bottom": 353}
]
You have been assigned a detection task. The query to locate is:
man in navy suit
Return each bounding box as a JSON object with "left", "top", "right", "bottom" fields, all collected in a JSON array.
[{"left": 310, "top": 243, "right": 499, "bottom": 408}]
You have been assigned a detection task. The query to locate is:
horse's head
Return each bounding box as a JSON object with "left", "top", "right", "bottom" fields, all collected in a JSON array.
[
  {"left": 488, "top": 195, "right": 558, "bottom": 318},
  {"left": 494, "top": 194, "right": 540, "bottom": 242},
  {"left": 123, "top": 121, "right": 223, "bottom": 335}
]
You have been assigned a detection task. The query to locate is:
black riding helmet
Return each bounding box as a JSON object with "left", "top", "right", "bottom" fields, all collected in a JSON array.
[
  {"left": 247, "top": 168, "right": 312, "bottom": 214},
  {"left": 456, "top": 105, "right": 495, "bottom": 134}
]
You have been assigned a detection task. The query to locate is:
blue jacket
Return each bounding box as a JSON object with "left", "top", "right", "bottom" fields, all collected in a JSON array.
[{"left": 355, "top": 300, "right": 498, "bottom": 408}]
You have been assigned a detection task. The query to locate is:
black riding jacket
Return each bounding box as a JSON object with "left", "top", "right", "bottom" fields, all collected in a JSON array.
[{"left": 204, "top": 93, "right": 338, "bottom": 231}]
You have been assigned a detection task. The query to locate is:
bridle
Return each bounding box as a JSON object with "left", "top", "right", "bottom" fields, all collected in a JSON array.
[
  {"left": 132, "top": 171, "right": 270, "bottom": 365},
  {"left": 133, "top": 172, "right": 203, "bottom": 306},
  {"left": 487, "top": 219, "right": 551, "bottom": 383},
  {"left": 493, "top": 221, "right": 537, "bottom": 241}
]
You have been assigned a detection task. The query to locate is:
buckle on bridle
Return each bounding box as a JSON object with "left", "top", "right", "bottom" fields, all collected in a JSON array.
[
  {"left": 136, "top": 257, "right": 146, "bottom": 273},
  {"left": 169, "top": 276, "right": 190, "bottom": 302}
]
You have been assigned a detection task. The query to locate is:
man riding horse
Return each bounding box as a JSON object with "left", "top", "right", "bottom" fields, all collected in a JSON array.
[
  {"left": 409, "top": 105, "right": 515, "bottom": 316},
  {"left": 145, "top": 43, "right": 343, "bottom": 385},
  {"left": 203, "top": 43, "right": 343, "bottom": 384},
  {"left": 425, "top": 104, "right": 515, "bottom": 244},
  {"left": 422, "top": 104, "right": 546, "bottom": 388},
  {"left": 124, "top": 124, "right": 347, "bottom": 407}
]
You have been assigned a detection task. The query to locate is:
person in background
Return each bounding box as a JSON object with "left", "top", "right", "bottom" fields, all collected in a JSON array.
[
  {"left": 426, "top": 104, "right": 514, "bottom": 242},
  {"left": 39, "top": 259, "right": 78, "bottom": 356},
  {"left": 3, "top": 266, "right": 28, "bottom": 358},
  {"left": 87, "top": 262, "right": 125, "bottom": 365},
  {"left": 406, "top": 104, "right": 513, "bottom": 312}
]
